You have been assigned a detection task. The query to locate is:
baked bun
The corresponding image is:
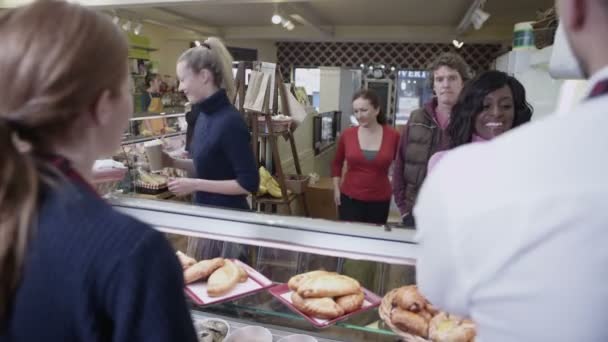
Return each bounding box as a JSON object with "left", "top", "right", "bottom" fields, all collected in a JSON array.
[
  {"left": 237, "top": 264, "right": 248, "bottom": 283},
  {"left": 287, "top": 270, "right": 333, "bottom": 291},
  {"left": 207, "top": 260, "right": 240, "bottom": 297},
  {"left": 298, "top": 274, "right": 360, "bottom": 298},
  {"left": 336, "top": 291, "right": 365, "bottom": 313},
  {"left": 429, "top": 312, "right": 476, "bottom": 342},
  {"left": 391, "top": 308, "right": 429, "bottom": 338},
  {"left": 291, "top": 292, "right": 344, "bottom": 319},
  {"left": 393, "top": 285, "right": 427, "bottom": 312},
  {"left": 176, "top": 251, "right": 196, "bottom": 270},
  {"left": 183, "top": 258, "right": 225, "bottom": 284}
]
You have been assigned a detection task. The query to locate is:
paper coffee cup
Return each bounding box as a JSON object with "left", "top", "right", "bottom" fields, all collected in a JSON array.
[{"left": 144, "top": 139, "right": 164, "bottom": 171}]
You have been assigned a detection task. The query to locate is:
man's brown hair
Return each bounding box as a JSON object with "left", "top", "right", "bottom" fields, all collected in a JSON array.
[{"left": 427, "top": 53, "right": 472, "bottom": 90}]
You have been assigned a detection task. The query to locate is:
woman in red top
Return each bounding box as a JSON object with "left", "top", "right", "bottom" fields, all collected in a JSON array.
[{"left": 332, "top": 90, "right": 400, "bottom": 224}]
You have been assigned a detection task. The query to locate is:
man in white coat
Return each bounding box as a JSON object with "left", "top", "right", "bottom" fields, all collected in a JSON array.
[{"left": 414, "top": 0, "right": 608, "bottom": 341}]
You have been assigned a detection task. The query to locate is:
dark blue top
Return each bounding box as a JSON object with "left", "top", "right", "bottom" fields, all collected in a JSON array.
[
  {"left": 190, "top": 89, "right": 259, "bottom": 210},
  {"left": 1, "top": 174, "right": 197, "bottom": 342}
]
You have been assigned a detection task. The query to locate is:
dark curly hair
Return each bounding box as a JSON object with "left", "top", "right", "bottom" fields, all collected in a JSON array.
[
  {"left": 353, "top": 89, "right": 386, "bottom": 124},
  {"left": 447, "top": 70, "right": 533, "bottom": 148}
]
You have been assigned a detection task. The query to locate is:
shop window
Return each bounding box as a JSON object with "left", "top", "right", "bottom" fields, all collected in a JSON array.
[{"left": 294, "top": 67, "right": 320, "bottom": 111}]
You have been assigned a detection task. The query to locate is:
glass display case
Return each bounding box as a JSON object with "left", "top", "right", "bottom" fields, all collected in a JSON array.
[
  {"left": 123, "top": 112, "right": 187, "bottom": 145},
  {"left": 111, "top": 197, "right": 418, "bottom": 341}
]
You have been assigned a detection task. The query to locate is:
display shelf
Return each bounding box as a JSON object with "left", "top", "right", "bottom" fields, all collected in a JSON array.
[
  {"left": 130, "top": 112, "right": 186, "bottom": 121},
  {"left": 121, "top": 131, "right": 185, "bottom": 145},
  {"left": 111, "top": 197, "right": 418, "bottom": 265}
]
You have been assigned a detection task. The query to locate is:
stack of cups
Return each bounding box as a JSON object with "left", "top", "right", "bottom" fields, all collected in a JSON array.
[{"left": 144, "top": 139, "right": 164, "bottom": 172}]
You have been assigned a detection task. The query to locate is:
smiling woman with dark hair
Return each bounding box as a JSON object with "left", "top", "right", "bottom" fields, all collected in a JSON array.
[{"left": 428, "top": 71, "right": 533, "bottom": 171}]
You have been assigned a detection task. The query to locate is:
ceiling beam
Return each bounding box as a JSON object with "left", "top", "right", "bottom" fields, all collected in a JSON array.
[{"left": 284, "top": 2, "right": 333, "bottom": 39}]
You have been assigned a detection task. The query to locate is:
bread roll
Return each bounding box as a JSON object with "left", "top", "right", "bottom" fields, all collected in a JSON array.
[
  {"left": 176, "top": 251, "right": 197, "bottom": 270},
  {"left": 391, "top": 308, "right": 429, "bottom": 338},
  {"left": 297, "top": 274, "right": 360, "bottom": 298},
  {"left": 207, "top": 260, "right": 240, "bottom": 297},
  {"left": 291, "top": 292, "right": 344, "bottom": 319},
  {"left": 183, "top": 258, "right": 225, "bottom": 284},
  {"left": 429, "top": 312, "right": 476, "bottom": 342},
  {"left": 393, "top": 285, "right": 427, "bottom": 312},
  {"left": 237, "top": 264, "right": 248, "bottom": 283},
  {"left": 287, "top": 270, "right": 333, "bottom": 291},
  {"left": 336, "top": 291, "right": 365, "bottom": 313}
]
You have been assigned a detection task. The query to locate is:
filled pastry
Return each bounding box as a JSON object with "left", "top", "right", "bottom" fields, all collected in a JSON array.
[
  {"left": 297, "top": 274, "right": 361, "bottom": 298},
  {"left": 207, "top": 260, "right": 240, "bottom": 297},
  {"left": 391, "top": 308, "right": 430, "bottom": 338},
  {"left": 428, "top": 312, "right": 476, "bottom": 342},
  {"left": 288, "top": 270, "right": 333, "bottom": 291},
  {"left": 184, "top": 258, "right": 225, "bottom": 284},
  {"left": 393, "top": 285, "right": 428, "bottom": 312},
  {"left": 291, "top": 292, "right": 345, "bottom": 319},
  {"left": 176, "top": 251, "right": 197, "bottom": 270},
  {"left": 335, "top": 291, "right": 365, "bottom": 314},
  {"left": 237, "top": 264, "right": 248, "bottom": 283}
]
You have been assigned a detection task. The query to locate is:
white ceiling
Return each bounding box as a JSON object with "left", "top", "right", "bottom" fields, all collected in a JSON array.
[{"left": 0, "top": 0, "right": 553, "bottom": 43}]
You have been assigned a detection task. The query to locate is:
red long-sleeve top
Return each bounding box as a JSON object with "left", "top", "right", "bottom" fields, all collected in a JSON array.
[{"left": 332, "top": 126, "right": 400, "bottom": 202}]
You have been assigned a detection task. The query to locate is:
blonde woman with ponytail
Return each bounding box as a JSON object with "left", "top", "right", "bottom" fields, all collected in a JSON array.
[
  {"left": 0, "top": 1, "right": 197, "bottom": 341},
  {"left": 162, "top": 37, "right": 259, "bottom": 211}
]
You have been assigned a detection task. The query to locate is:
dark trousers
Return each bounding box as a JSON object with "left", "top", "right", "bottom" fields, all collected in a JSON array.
[{"left": 338, "top": 193, "right": 390, "bottom": 225}]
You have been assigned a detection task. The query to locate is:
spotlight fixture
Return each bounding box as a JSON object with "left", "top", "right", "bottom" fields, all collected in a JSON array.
[
  {"left": 471, "top": 8, "right": 490, "bottom": 30},
  {"left": 121, "top": 20, "right": 132, "bottom": 31},
  {"left": 133, "top": 22, "right": 143, "bottom": 35},
  {"left": 271, "top": 14, "right": 282, "bottom": 25},
  {"left": 452, "top": 39, "right": 464, "bottom": 49},
  {"left": 457, "top": 0, "right": 491, "bottom": 34}
]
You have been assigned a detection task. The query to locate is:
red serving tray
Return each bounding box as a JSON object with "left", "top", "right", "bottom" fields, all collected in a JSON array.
[
  {"left": 269, "top": 283, "right": 382, "bottom": 328},
  {"left": 185, "top": 259, "right": 275, "bottom": 306}
]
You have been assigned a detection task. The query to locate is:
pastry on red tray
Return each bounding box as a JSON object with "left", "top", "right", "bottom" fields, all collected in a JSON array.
[
  {"left": 183, "top": 258, "right": 225, "bottom": 284},
  {"left": 428, "top": 312, "right": 476, "bottom": 342}
]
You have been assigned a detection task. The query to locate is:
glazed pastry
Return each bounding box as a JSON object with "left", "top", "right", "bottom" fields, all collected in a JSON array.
[
  {"left": 336, "top": 291, "right": 365, "bottom": 313},
  {"left": 393, "top": 285, "right": 427, "bottom": 312},
  {"left": 419, "top": 309, "right": 434, "bottom": 322},
  {"left": 426, "top": 302, "right": 440, "bottom": 316},
  {"left": 237, "top": 264, "right": 248, "bottom": 283},
  {"left": 207, "top": 260, "right": 240, "bottom": 297},
  {"left": 391, "top": 308, "right": 429, "bottom": 338},
  {"left": 429, "top": 312, "right": 476, "bottom": 342},
  {"left": 297, "top": 274, "right": 360, "bottom": 298},
  {"left": 287, "top": 270, "right": 333, "bottom": 291},
  {"left": 176, "top": 251, "right": 196, "bottom": 270},
  {"left": 291, "top": 292, "right": 345, "bottom": 319},
  {"left": 183, "top": 258, "right": 225, "bottom": 284}
]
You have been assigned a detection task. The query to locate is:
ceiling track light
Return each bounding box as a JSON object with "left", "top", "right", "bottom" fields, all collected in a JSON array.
[
  {"left": 471, "top": 8, "right": 490, "bottom": 30},
  {"left": 271, "top": 13, "right": 282, "bottom": 25},
  {"left": 452, "top": 39, "right": 464, "bottom": 49},
  {"left": 121, "top": 20, "right": 132, "bottom": 31},
  {"left": 457, "top": 0, "right": 490, "bottom": 34},
  {"left": 133, "top": 22, "right": 143, "bottom": 35}
]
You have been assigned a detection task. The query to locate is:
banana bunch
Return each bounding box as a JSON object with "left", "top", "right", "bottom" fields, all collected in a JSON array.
[{"left": 258, "top": 166, "right": 288, "bottom": 198}]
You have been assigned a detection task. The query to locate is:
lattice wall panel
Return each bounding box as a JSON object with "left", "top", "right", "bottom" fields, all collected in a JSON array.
[{"left": 276, "top": 42, "right": 502, "bottom": 117}]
